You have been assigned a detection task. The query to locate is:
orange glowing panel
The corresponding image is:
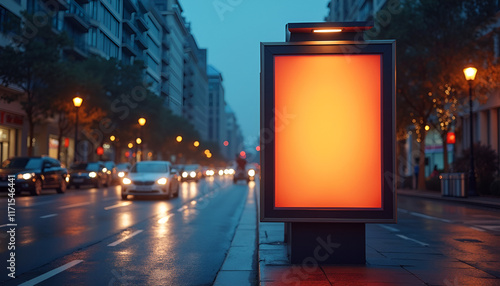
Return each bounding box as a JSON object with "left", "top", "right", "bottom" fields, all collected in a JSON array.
[{"left": 274, "top": 55, "right": 382, "bottom": 209}]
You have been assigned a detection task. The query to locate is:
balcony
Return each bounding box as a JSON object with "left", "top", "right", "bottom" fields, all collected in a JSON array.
[
  {"left": 123, "top": 0, "right": 139, "bottom": 12},
  {"left": 135, "top": 34, "right": 148, "bottom": 50},
  {"left": 122, "top": 35, "right": 138, "bottom": 56},
  {"left": 63, "top": 43, "right": 88, "bottom": 59},
  {"left": 123, "top": 18, "right": 138, "bottom": 34},
  {"left": 161, "top": 84, "right": 169, "bottom": 96},
  {"left": 42, "top": 0, "right": 69, "bottom": 11},
  {"left": 136, "top": 16, "right": 148, "bottom": 32},
  {"left": 162, "top": 37, "right": 169, "bottom": 49},
  {"left": 64, "top": 0, "right": 90, "bottom": 32}
]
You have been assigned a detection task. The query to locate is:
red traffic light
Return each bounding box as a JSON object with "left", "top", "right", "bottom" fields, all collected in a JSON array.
[
  {"left": 446, "top": 132, "right": 456, "bottom": 144},
  {"left": 96, "top": 146, "right": 104, "bottom": 156}
]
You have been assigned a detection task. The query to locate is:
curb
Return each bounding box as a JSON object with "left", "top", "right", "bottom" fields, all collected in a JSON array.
[{"left": 398, "top": 189, "right": 500, "bottom": 210}]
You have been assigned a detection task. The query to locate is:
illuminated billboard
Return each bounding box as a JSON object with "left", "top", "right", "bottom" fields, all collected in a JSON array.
[{"left": 261, "top": 40, "right": 396, "bottom": 222}]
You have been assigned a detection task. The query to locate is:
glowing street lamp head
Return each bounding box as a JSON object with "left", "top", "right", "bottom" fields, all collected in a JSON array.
[
  {"left": 138, "top": 118, "right": 146, "bottom": 126},
  {"left": 136, "top": 138, "right": 142, "bottom": 145},
  {"left": 463, "top": 66, "right": 477, "bottom": 81},
  {"left": 176, "top": 136, "right": 183, "bottom": 143},
  {"left": 194, "top": 141, "right": 200, "bottom": 147},
  {"left": 73, "top": 96, "right": 83, "bottom": 108},
  {"left": 313, "top": 28, "right": 342, "bottom": 33},
  {"left": 128, "top": 143, "right": 133, "bottom": 148},
  {"left": 425, "top": 125, "right": 430, "bottom": 131},
  {"left": 110, "top": 135, "right": 116, "bottom": 142}
]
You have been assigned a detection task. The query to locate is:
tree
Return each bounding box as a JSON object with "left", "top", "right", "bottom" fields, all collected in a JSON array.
[
  {"left": 0, "top": 12, "right": 70, "bottom": 155},
  {"left": 375, "top": 0, "right": 499, "bottom": 189}
]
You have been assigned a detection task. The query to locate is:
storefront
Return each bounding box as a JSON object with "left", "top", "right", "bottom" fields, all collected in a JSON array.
[{"left": 0, "top": 109, "right": 24, "bottom": 162}]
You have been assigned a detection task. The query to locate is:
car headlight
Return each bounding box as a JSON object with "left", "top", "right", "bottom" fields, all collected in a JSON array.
[
  {"left": 122, "top": 178, "right": 132, "bottom": 185},
  {"left": 248, "top": 169, "right": 256, "bottom": 177},
  {"left": 182, "top": 172, "right": 188, "bottom": 178},
  {"left": 65, "top": 176, "right": 70, "bottom": 182},
  {"left": 229, "top": 169, "right": 235, "bottom": 175},
  {"left": 157, "top": 178, "right": 168, "bottom": 185},
  {"left": 102, "top": 168, "right": 107, "bottom": 173},
  {"left": 218, "top": 170, "right": 224, "bottom": 176},
  {"left": 17, "top": 173, "right": 34, "bottom": 180},
  {"left": 118, "top": 172, "right": 125, "bottom": 178},
  {"left": 89, "top": 172, "right": 97, "bottom": 178},
  {"left": 190, "top": 171, "right": 196, "bottom": 178}
]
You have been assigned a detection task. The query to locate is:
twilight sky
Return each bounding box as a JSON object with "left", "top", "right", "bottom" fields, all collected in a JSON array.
[{"left": 181, "top": 0, "right": 329, "bottom": 146}]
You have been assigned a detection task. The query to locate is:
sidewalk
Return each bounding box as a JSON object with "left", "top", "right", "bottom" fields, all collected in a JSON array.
[{"left": 257, "top": 189, "right": 500, "bottom": 285}]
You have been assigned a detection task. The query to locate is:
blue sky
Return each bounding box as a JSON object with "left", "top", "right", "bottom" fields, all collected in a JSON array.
[{"left": 181, "top": 0, "right": 329, "bottom": 145}]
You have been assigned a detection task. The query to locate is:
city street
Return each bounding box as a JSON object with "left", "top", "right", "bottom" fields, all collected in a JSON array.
[{"left": 0, "top": 176, "right": 254, "bottom": 285}]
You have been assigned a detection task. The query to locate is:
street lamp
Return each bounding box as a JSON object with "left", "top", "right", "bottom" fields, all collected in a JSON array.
[
  {"left": 138, "top": 118, "right": 146, "bottom": 161},
  {"left": 176, "top": 136, "right": 183, "bottom": 143},
  {"left": 463, "top": 66, "right": 478, "bottom": 196},
  {"left": 194, "top": 141, "right": 200, "bottom": 147},
  {"left": 72, "top": 96, "right": 83, "bottom": 163}
]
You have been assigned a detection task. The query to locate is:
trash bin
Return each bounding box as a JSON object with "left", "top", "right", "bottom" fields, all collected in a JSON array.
[
  {"left": 441, "top": 173, "right": 466, "bottom": 197},
  {"left": 440, "top": 174, "right": 451, "bottom": 197},
  {"left": 452, "top": 173, "right": 466, "bottom": 198}
]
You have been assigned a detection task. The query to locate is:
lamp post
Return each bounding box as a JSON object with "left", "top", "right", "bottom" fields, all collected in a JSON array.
[
  {"left": 72, "top": 96, "right": 83, "bottom": 163},
  {"left": 138, "top": 118, "right": 146, "bottom": 161},
  {"left": 463, "top": 66, "right": 478, "bottom": 196}
]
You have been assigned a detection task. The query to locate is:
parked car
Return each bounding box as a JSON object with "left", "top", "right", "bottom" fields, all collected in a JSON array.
[
  {"left": 0, "top": 156, "right": 68, "bottom": 196},
  {"left": 180, "top": 164, "right": 202, "bottom": 182},
  {"left": 121, "top": 161, "right": 180, "bottom": 200},
  {"left": 103, "top": 161, "right": 118, "bottom": 185},
  {"left": 68, "top": 162, "right": 111, "bottom": 188}
]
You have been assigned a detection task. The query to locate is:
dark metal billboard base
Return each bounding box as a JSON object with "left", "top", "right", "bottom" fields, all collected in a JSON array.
[{"left": 286, "top": 222, "right": 366, "bottom": 264}]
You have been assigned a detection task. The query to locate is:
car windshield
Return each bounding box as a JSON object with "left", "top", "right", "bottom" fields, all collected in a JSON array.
[
  {"left": 183, "top": 165, "right": 199, "bottom": 171},
  {"left": 131, "top": 163, "right": 168, "bottom": 173},
  {"left": 104, "top": 162, "right": 114, "bottom": 168},
  {"left": 1, "top": 158, "right": 43, "bottom": 170},
  {"left": 71, "top": 163, "right": 101, "bottom": 171}
]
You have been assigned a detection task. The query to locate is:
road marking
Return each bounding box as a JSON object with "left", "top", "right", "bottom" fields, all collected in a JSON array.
[
  {"left": 104, "top": 202, "right": 132, "bottom": 210},
  {"left": 40, "top": 214, "right": 58, "bottom": 219},
  {"left": 397, "top": 208, "right": 409, "bottom": 213},
  {"left": 409, "top": 211, "right": 452, "bottom": 223},
  {"left": 396, "top": 234, "right": 429, "bottom": 247},
  {"left": 19, "top": 200, "right": 58, "bottom": 207},
  {"left": 108, "top": 230, "right": 143, "bottom": 247},
  {"left": 158, "top": 213, "right": 175, "bottom": 224},
  {"left": 378, "top": 224, "right": 400, "bottom": 232},
  {"left": 59, "top": 202, "right": 92, "bottom": 209},
  {"left": 18, "top": 260, "right": 83, "bottom": 286},
  {"left": 468, "top": 226, "right": 486, "bottom": 232},
  {"left": 0, "top": 224, "right": 17, "bottom": 228}
]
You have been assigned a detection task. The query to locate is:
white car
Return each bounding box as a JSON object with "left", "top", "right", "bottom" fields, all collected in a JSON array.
[{"left": 121, "top": 161, "right": 180, "bottom": 200}]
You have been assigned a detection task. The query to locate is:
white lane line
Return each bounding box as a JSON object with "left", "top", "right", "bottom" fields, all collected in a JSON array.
[
  {"left": 0, "top": 224, "right": 17, "bottom": 228},
  {"left": 108, "top": 230, "right": 143, "bottom": 247},
  {"left": 409, "top": 211, "right": 452, "bottom": 223},
  {"left": 158, "top": 213, "right": 175, "bottom": 224},
  {"left": 397, "top": 208, "right": 409, "bottom": 213},
  {"left": 18, "top": 260, "right": 83, "bottom": 286},
  {"left": 40, "top": 214, "right": 58, "bottom": 219},
  {"left": 19, "top": 200, "right": 58, "bottom": 208},
  {"left": 468, "top": 226, "right": 486, "bottom": 232},
  {"left": 104, "top": 202, "right": 132, "bottom": 211},
  {"left": 59, "top": 202, "right": 92, "bottom": 209},
  {"left": 396, "top": 234, "right": 429, "bottom": 247},
  {"left": 378, "top": 224, "right": 400, "bottom": 232}
]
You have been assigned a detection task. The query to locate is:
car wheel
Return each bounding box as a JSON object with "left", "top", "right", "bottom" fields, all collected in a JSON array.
[
  {"left": 30, "top": 179, "right": 42, "bottom": 196},
  {"left": 121, "top": 193, "right": 128, "bottom": 200},
  {"left": 56, "top": 179, "right": 67, "bottom": 194}
]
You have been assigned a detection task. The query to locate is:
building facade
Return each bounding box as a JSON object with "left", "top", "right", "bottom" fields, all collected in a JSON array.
[
  {"left": 224, "top": 105, "right": 244, "bottom": 160},
  {"left": 207, "top": 65, "right": 226, "bottom": 152},
  {"left": 0, "top": 0, "right": 235, "bottom": 162}
]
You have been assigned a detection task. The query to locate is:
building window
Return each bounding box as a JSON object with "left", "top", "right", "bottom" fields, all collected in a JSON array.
[{"left": 0, "top": 6, "right": 21, "bottom": 34}]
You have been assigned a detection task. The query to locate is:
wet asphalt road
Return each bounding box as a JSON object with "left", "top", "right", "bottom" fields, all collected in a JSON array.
[{"left": 0, "top": 176, "right": 253, "bottom": 285}]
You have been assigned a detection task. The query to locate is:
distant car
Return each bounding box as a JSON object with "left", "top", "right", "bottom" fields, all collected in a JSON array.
[
  {"left": 69, "top": 162, "right": 111, "bottom": 188},
  {"left": 116, "top": 163, "right": 132, "bottom": 182},
  {"left": 103, "top": 161, "right": 118, "bottom": 184},
  {"left": 233, "top": 166, "right": 256, "bottom": 184},
  {"left": 0, "top": 156, "right": 68, "bottom": 196},
  {"left": 121, "top": 161, "right": 180, "bottom": 200},
  {"left": 181, "top": 164, "right": 202, "bottom": 182}
]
